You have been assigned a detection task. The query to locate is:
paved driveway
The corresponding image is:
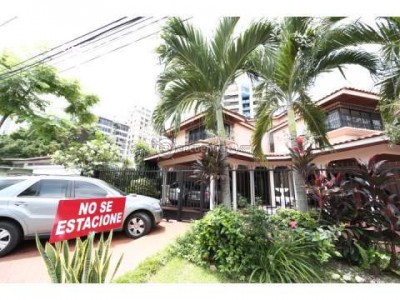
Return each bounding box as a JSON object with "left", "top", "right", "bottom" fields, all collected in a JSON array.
[{"left": 0, "top": 220, "right": 191, "bottom": 283}]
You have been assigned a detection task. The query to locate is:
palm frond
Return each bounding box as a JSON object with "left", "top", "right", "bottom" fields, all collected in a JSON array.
[
  {"left": 224, "top": 20, "right": 275, "bottom": 84},
  {"left": 293, "top": 92, "right": 330, "bottom": 148},
  {"left": 211, "top": 17, "right": 240, "bottom": 63},
  {"left": 313, "top": 48, "right": 379, "bottom": 78},
  {"left": 252, "top": 95, "right": 281, "bottom": 158}
]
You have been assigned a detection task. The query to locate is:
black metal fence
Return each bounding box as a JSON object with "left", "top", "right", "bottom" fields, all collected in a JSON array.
[
  {"left": 93, "top": 167, "right": 299, "bottom": 219},
  {"left": 94, "top": 168, "right": 163, "bottom": 199},
  {"left": 93, "top": 164, "right": 400, "bottom": 220}
]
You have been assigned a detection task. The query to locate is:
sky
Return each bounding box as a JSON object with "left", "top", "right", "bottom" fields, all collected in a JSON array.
[
  {"left": 2, "top": 0, "right": 400, "bottom": 299},
  {"left": 1, "top": 0, "right": 399, "bottom": 122}
]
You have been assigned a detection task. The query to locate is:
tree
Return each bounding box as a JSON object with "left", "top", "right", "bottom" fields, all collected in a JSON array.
[
  {"left": 249, "top": 17, "right": 379, "bottom": 211},
  {"left": 0, "top": 52, "right": 99, "bottom": 130},
  {"left": 51, "top": 132, "right": 121, "bottom": 176},
  {"left": 133, "top": 141, "right": 157, "bottom": 170},
  {"left": 0, "top": 116, "right": 97, "bottom": 158},
  {"left": 153, "top": 17, "right": 275, "bottom": 207},
  {"left": 359, "top": 17, "right": 400, "bottom": 142}
]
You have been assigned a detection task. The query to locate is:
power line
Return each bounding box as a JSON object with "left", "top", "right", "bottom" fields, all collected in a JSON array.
[
  {"left": 58, "top": 17, "right": 168, "bottom": 72},
  {"left": 0, "top": 16, "right": 145, "bottom": 80},
  {"left": 50, "top": 16, "right": 155, "bottom": 69},
  {"left": 1, "top": 16, "right": 192, "bottom": 79},
  {"left": 1, "top": 17, "right": 128, "bottom": 71},
  {"left": 59, "top": 17, "right": 193, "bottom": 73},
  {"left": 0, "top": 16, "right": 17, "bottom": 28}
]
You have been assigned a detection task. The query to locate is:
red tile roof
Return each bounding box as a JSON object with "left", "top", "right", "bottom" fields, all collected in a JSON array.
[
  {"left": 316, "top": 87, "right": 378, "bottom": 104},
  {"left": 331, "top": 132, "right": 385, "bottom": 146}
]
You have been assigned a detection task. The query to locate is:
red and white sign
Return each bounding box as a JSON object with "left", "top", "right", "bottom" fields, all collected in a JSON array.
[{"left": 49, "top": 197, "right": 126, "bottom": 243}]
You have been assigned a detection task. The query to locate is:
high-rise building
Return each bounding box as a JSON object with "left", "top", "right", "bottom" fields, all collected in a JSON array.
[
  {"left": 223, "top": 82, "right": 256, "bottom": 118},
  {"left": 125, "top": 105, "right": 159, "bottom": 158},
  {"left": 97, "top": 117, "right": 130, "bottom": 157}
]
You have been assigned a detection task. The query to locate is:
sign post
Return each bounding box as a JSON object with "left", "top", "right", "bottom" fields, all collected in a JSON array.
[{"left": 49, "top": 197, "right": 126, "bottom": 243}]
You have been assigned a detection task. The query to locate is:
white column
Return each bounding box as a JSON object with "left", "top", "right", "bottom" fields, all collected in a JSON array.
[
  {"left": 288, "top": 170, "right": 295, "bottom": 208},
  {"left": 249, "top": 169, "right": 255, "bottom": 206},
  {"left": 232, "top": 168, "right": 237, "bottom": 211},
  {"left": 269, "top": 169, "right": 276, "bottom": 207},
  {"left": 209, "top": 175, "right": 215, "bottom": 210}
]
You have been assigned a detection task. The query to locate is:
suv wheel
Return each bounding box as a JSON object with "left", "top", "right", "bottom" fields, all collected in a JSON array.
[
  {"left": 0, "top": 221, "right": 21, "bottom": 257},
  {"left": 124, "top": 212, "right": 151, "bottom": 239}
]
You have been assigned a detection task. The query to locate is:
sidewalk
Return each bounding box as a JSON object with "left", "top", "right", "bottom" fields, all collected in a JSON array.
[{"left": 0, "top": 220, "right": 191, "bottom": 283}]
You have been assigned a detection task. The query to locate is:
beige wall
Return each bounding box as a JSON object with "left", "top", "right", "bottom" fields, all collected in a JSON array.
[
  {"left": 231, "top": 123, "right": 255, "bottom": 151},
  {"left": 313, "top": 143, "right": 400, "bottom": 167},
  {"left": 327, "top": 127, "right": 380, "bottom": 145},
  {"left": 270, "top": 119, "right": 306, "bottom": 153},
  {"left": 174, "top": 130, "right": 186, "bottom": 146}
]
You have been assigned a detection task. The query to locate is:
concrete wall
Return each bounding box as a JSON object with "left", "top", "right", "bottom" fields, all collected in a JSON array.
[
  {"left": 313, "top": 143, "right": 400, "bottom": 167},
  {"left": 270, "top": 119, "right": 306, "bottom": 153}
]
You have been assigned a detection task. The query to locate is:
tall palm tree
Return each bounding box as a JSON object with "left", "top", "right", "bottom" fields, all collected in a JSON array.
[
  {"left": 361, "top": 17, "right": 400, "bottom": 142},
  {"left": 153, "top": 17, "right": 275, "bottom": 207},
  {"left": 249, "top": 17, "right": 379, "bottom": 212}
]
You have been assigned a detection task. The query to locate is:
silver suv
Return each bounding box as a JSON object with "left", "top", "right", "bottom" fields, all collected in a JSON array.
[{"left": 0, "top": 176, "right": 163, "bottom": 257}]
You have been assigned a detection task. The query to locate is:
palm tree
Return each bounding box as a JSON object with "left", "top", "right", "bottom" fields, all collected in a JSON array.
[
  {"left": 248, "top": 17, "right": 379, "bottom": 212},
  {"left": 362, "top": 17, "right": 400, "bottom": 142},
  {"left": 153, "top": 17, "right": 275, "bottom": 207}
]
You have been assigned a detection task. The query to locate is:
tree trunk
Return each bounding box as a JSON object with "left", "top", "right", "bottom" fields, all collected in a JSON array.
[
  {"left": 287, "top": 106, "right": 308, "bottom": 212},
  {"left": 216, "top": 105, "right": 231, "bottom": 208},
  {"left": 0, "top": 114, "right": 9, "bottom": 131}
]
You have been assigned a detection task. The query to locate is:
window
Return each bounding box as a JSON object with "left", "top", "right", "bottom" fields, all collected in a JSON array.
[
  {"left": 74, "top": 181, "right": 108, "bottom": 198},
  {"left": 225, "top": 101, "right": 239, "bottom": 106},
  {"left": 188, "top": 126, "right": 210, "bottom": 142},
  {"left": 326, "top": 107, "right": 383, "bottom": 131},
  {"left": 0, "top": 179, "right": 24, "bottom": 191},
  {"left": 19, "top": 180, "right": 68, "bottom": 198},
  {"left": 39, "top": 180, "right": 68, "bottom": 198},
  {"left": 326, "top": 109, "right": 341, "bottom": 130},
  {"left": 269, "top": 132, "right": 275, "bottom": 152},
  {"left": 188, "top": 124, "right": 231, "bottom": 143},
  {"left": 18, "top": 182, "right": 39, "bottom": 197}
]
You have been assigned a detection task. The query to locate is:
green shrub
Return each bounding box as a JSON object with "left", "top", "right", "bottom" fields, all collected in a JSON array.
[
  {"left": 128, "top": 177, "right": 160, "bottom": 198},
  {"left": 175, "top": 207, "right": 336, "bottom": 282},
  {"left": 175, "top": 207, "right": 247, "bottom": 278},
  {"left": 302, "top": 226, "right": 342, "bottom": 264},
  {"left": 238, "top": 195, "right": 249, "bottom": 208},
  {"left": 173, "top": 227, "right": 205, "bottom": 267},
  {"left": 249, "top": 232, "right": 322, "bottom": 283},
  {"left": 354, "top": 243, "right": 391, "bottom": 273},
  {"left": 268, "top": 208, "right": 318, "bottom": 230}
]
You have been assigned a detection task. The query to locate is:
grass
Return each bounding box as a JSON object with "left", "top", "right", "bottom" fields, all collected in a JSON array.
[
  {"left": 114, "top": 249, "right": 171, "bottom": 283},
  {"left": 148, "top": 257, "right": 229, "bottom": 283},
  {"left": 114, "top": 246, "right": 231, "bottom": 283}
]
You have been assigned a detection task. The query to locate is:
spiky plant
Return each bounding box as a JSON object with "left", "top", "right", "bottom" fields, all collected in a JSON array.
[{"left": 36, "top": 231, "right": 123, "bottom": 283}]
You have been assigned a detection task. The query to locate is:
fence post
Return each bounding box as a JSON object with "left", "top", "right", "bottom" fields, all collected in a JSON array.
[
  {"left": 177, "top": 171, "right": 184, "bottom": 221},
  {"left": 232, "top": 168, "right": 237, "bottom": 211},
  {"left": 161, "top": 168, "right": 167, "bottom": 203},
  {"left": 200, "top": 181, "right": 205, "bottom": 213},
  {"left": 210, "top": 175, "right": 215, "bottom": 210},
  {"left": 249, "top": 169, "right": 255, "bottom": 206},
  {"left": 269, "top": 169, "right": 276, "bottom": 207}
]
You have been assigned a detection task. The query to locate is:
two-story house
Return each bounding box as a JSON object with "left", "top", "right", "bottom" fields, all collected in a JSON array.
[{"left": 145, "top": 87, "right": 400, "bottom": 213}]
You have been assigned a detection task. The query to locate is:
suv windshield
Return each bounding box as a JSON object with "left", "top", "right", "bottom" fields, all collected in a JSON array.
[{"left": 0, "top": 179, "right": 24, "bottom": 191}]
